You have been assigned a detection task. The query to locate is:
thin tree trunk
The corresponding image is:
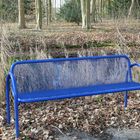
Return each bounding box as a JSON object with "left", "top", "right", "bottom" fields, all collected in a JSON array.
[
  {"left": 60, "top": 0, "right": 61, "bottom": 8},
  {"left": 44, "top": 0, "right": 48, "bottom": 25},
  {"left": 55, "top": 0, "right": 56, "bottom": 19},
  {"left": 18, "top": 0, "right": 26, "bottom": 29},
  {"left": 101, "top": 0, "right": 103, "bottom": 18},
  {"left": 128, "top": 0, "right": 135, "bottom": 18},
  {"left": 0, "top": 0, "right": 3, "bottom": 20},
  {"left": 35, "top": 0, "right": 42, "bottom": 30},
  {"left": 90, "top": 0, "right": 96, "bottom": 22},
  {"left": 86, "top": 0, "right": 90, "bottom": 29},
  {"left": 48, "top": 0, "right": 52, "bottom": 23}
]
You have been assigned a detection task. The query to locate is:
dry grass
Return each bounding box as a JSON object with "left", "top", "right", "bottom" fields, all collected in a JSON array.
[{"left": 0, "top": 20, "right": 140, "bottom": 100}]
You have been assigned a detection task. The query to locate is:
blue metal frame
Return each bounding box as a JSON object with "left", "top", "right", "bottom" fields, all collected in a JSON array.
[
  {"left": 124, "top": 63, "right": 140, "bottom": 109},
  {"left": 10, "top": 55, "right": 131, "bottom": 72},
  {"left": 6, "top": 54, "right": 139, "bottom": 138},
  {"left": 6, "top": 75, "right": 10, "bottom": 124},
  {"left": 6, "top": 72, "right": 19, "bottom": 138},
  {"left": 130, "top": 63, "right": 140, "bottom": 68}
]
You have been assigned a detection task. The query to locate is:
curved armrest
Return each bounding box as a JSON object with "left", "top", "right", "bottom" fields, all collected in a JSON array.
[
  {"left": 130, "top": 63, "right": 140, "bottom": 82},
  {"left": 6, "top": 72, "right": 18, "bottom": 99},
  {"left": 130, "top": 63, "right": 140, "bottom": 68}
]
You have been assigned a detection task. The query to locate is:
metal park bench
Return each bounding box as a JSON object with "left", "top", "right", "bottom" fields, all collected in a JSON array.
[{"left": 6, "top": 55, "right": 140, "bottom": 138}]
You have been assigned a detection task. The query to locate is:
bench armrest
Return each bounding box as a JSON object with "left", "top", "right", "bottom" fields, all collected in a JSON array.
[
  {"left": 130, "top": 63, "right": 140, "bottom": 68},
  {"left": 130, "top": 63, "right": 140, "bottom": 82},
  {"left": 6, "top": 72, "right": 18, "bottom": 99}
]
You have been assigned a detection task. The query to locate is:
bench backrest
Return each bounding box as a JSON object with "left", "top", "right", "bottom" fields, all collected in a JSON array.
[{"left": 11, "top": 55, "right": 132, "bottom": 94}]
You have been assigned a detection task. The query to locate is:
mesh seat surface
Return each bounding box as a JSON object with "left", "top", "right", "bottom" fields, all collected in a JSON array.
[{"left": 18, "top": 82, "right": 140, "bottom": 102}]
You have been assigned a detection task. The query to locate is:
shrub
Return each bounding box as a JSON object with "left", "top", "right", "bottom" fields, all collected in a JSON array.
[{"left": 58, "top": 0, "right": 81, "bottom": 25}]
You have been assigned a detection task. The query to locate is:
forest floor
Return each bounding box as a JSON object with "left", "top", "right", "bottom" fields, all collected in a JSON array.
[
  {"left": 1, "top": 20, "right": 140, "bottom": 61},
  {"left": 0, "top": 20, "right": 140, "bottom": 139},
  {"left": 0, "top": 93, "right": 140, "bottom": 140}
]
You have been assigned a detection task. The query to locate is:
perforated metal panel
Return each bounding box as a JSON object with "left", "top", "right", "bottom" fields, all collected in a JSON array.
[{"left": 13, "top": 56, "right": 130, "bottom": 94}]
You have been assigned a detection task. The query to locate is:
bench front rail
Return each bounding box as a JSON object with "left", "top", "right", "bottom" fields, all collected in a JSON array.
[{"left": 5, "top": 55, "right": 140, "bottom": 138}]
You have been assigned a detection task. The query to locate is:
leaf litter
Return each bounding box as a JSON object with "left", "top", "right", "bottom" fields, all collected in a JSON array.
[{"left": 0, "top": 92, "right": 140, "bottom": 139}]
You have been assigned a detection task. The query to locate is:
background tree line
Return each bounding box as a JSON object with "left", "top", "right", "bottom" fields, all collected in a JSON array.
[{"left": 1, "top": 0, "right": 140, "bottom": 29}]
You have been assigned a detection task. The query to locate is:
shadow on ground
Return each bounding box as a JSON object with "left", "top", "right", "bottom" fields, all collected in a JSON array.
[{"left": 57, "top": 128, "right": 140, "bottom": 140}]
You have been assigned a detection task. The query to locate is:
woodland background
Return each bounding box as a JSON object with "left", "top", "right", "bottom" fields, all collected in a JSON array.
[{"left": 0, "top": 0, "right": 140, "bottom": 139}]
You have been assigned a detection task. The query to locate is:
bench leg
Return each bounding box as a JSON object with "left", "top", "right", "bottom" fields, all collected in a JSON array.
[
  {"left": 14, "top": 100, "right": 19, "bottom": 138},
  {"left": 6, "top": 75, "right": 10, "bottom": 124},
  {"left": 124, "top": 91, "right": 128, "bottom": 109}
]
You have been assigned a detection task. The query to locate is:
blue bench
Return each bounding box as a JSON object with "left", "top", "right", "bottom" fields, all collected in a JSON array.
[{"left": 6, "top": 55, "right": 140, "bottom": 138}]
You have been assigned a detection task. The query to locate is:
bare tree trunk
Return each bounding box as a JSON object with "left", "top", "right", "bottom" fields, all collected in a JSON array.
[
  {"left": 90, "top": 0, "right": 96, "bottom": 22},
  {"left": 81, "top": 0, "right": 91, "bottom": 29},
  {"left": 81, "top": 0, "right": 86, "bottom": 28},
  {"left": 55, "top": 0, "right": 56, "bottom": 19},
  {"left": 0, "top": 0, "right": 3, "bottom": 20},
  {"left": 48, "top": 0, "right": 52, "bottom": 23},
  {"left": 86, "top": 0, "right": 90, "bottom": 28},
  {"left": 108, "top": 0, "right": 111, "bottom": 18},
  {"left": 128, "top": 0, "right": 135, "bottom": 18},
  {"left": 35, "top": 0, "right": 42, "bottom": 30},
  {"left": 100, "top": 0, "right": 103, "bottom": 18},
  {"left": 44, "top": 0, "right": 48, "bottom": 25},
  {"left": 18, "top": 0, "right": 26, "bottom": 29},
  {"left": 60, "top": 0, "right": 61, "bottom": 8}
]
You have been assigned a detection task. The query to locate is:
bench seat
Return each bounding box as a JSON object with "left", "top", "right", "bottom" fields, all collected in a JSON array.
[{"left": 18, "top": 82, "right": 140, "bottom": 103}]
